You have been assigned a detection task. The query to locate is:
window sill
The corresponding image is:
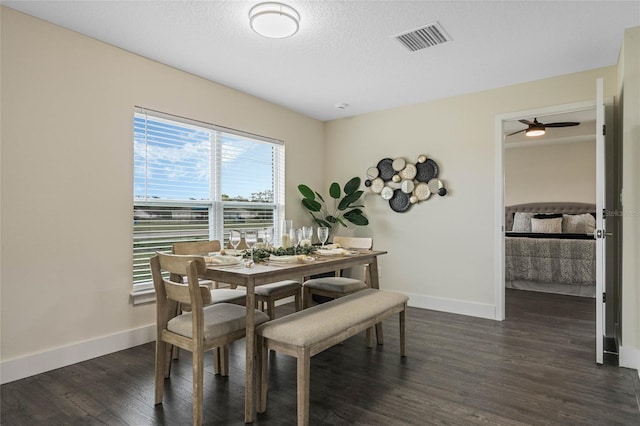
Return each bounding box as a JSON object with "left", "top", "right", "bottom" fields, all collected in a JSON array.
[{"left": 131, "top": 286, "right": 156, "bottom": 305}]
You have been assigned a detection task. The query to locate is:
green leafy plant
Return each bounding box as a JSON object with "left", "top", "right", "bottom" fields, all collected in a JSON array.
[{"left": 298, "top": 177, "right": 369, "bottom": 236}]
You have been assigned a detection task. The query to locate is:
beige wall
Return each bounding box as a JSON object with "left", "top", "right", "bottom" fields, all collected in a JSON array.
[
  {"left": 0, "top": 8, "right": 324, "bottom": 362},
  {"left": 618, "top": 26, "right": 640, "bottom": 366},
  {"left": 504, "top": 140, "right": 596, "bottom": 206},
  {"left": 325, "top": 68, "right": 618, "bottom": 312}
]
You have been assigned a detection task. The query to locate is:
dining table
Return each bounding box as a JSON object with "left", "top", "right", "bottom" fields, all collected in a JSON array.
[{"left": 201, "top": 249, "right": 387, "bottom": 423}]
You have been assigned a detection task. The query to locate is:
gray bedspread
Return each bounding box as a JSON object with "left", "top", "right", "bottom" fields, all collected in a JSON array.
[{"left": 505, "top": 237, "right": 595, "bottom": 285}]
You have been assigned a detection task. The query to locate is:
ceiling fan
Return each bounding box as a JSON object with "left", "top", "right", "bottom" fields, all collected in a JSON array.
[{"left": 507, "top": 118, "right": 580, "bottom": 137}]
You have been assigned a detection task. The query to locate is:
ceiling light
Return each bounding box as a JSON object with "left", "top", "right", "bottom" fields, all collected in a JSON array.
[
  {"left": 525, "top": 124, "right": 546, "bottom": 137},
  {"left": 249, "top": 2, "right": 300, "bottom": 39}
]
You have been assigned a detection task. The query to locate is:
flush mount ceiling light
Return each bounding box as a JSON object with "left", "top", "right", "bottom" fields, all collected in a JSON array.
[{"left": 249, "top": 2, "right": 300, "bottom": 38}]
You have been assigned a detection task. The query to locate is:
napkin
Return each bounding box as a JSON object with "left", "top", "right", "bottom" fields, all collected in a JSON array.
[
  {"left": 269, "top": 255, "right": 313, "bottom": 264},
  {"left": 315, "top": 248, "right": 346, "bottom": 256},
  {"left": 204, "top": 255, "right": 242, "bottom": 265}
]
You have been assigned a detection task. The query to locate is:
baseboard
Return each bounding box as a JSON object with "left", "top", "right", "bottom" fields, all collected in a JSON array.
[
  {"left": 405, "top": 292, "right": 496, "bottom": 320},
  {"left": 619, "top": 345, "right": 640, "bottom": 372},
  {"left": 0, "top": 324, "right": 156, "bottom": 385}
]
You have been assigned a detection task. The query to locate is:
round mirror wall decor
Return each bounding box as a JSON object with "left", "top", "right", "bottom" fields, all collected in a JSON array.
[{"left": 365, "top": 154, "right": 448, "bottom": 213}]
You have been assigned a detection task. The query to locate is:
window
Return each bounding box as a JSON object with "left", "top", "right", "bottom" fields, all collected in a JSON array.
[{"left": 133, "top": 108, "right": 284, "bottom": 291}]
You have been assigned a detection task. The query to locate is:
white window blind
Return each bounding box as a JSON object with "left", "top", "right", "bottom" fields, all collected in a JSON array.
[{"left": 133, "top": 108, "right": 284, "bottom": 289}]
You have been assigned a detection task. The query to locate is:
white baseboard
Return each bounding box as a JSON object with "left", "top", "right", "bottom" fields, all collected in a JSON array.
[
  {"left": 0, "top": 324, "right": 156, "bottom": 385},
  {"left": 619, "top": 345, "right": 640, "bottom": 373},
  {"left": 405, "top": 292, "right": 496, "bottom": 320}
]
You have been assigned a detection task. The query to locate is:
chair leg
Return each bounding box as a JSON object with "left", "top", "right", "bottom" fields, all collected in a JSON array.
[
  {"left": 294, "top": 291, "right": 302, "bottom": 312},
  {"left": 266, "top": 299, "right": 275, "bottom": 320},
  {"left": 213, "top": 347, "right": 221, "bottom": 375},
  {"left": 400, "top": 307, "right": 407, "bottom": 357},
  {"left": 302, "top": 287, "right": 311, "bottom": 309},
  {"left": 192, "top": 349, "right": 204, "bottom": 426},
  {"left": 297, "top": 348, "right": 311, "bottom": 426},
  {"left": 155, "top": 339, "right": 167, "bottom": 404}
]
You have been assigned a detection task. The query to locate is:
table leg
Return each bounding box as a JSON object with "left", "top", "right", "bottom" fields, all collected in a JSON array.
[{"left": 245, "top": 279, "right": 256, "bottom": 423}]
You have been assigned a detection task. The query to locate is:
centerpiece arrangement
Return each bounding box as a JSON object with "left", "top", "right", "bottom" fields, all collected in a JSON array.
[{"left": 235, "top": 245, "right": 318, "bottom": 263}]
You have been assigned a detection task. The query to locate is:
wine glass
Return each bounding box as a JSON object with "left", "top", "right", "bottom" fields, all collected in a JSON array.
[
  {"left": 289, "top": 228, "right": 301, "bottom": 255},
  {"left": 317, "top": 226, "right": 329, "bottom": 248},
  {"left": 263, "top": 227, "right": 274, "bottom": 248},
  {"left": 302, "top": 226, "right": 313, "bottom": 247},
  {"left": 245, "top": 229, "right": 258, "bottom": 260},
  {"left": 229, "top": 229, "right": 241, "bottom": 253}
]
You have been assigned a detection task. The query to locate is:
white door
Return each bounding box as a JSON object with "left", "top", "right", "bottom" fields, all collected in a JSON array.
[{"left": 594, "top": 78, "right": 606, "bottom": 365}]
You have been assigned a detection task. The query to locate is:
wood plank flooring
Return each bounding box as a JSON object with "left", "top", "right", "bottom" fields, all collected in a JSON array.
[{"left": 2, "top": 289, "right": 639, "bottom": 425}]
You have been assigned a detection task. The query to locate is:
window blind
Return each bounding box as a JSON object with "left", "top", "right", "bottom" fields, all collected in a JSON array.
[{"left": 133, "top": 108, "right": 285, "bottom": 288}]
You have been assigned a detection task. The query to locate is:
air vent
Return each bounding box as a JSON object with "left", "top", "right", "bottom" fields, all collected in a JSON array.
[{"left": 394, "top": 22, "right": 451, "bottom": 52}]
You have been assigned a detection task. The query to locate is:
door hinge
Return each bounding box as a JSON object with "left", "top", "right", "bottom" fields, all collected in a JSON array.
[
  {"left": 602, "top": 124, "right": 606, "bottom": 136},
  {"left": 603, "top": 292, "right": 606, "bottom": 303}
]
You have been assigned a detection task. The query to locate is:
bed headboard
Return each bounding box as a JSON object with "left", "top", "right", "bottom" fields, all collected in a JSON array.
[{"left": 505, "top": 202, "right": 596, "bottom": 231}]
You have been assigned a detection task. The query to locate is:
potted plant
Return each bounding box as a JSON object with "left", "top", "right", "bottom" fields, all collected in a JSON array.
[{"left": 298, "top": 177, "right": 368, "bottom": 240}]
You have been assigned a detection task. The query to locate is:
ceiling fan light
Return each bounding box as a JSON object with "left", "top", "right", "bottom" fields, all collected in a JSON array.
[
  {"left": 525, "top": 125, "right": 546, "bottom": 137},
  {"left": 249, "top": 2, "right": 300, "bottom": 38}
]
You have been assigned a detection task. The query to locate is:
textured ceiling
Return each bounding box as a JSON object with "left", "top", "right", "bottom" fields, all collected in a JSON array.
[{"left": 3, "top": 1, "right": 639, "bottom": 121}]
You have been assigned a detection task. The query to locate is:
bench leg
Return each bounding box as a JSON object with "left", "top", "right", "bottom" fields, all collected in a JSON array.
[
  {"left": 400, "top": 306, "right": 407, "bottom": 357},
  {"left": 375, "top": 322, "right": 384, "bottom": 345},
  {"left": 297, "top": 348, "right": 311, "bottom": 426},
  {"left": 365, "top": 327, "right": 374, "bottom": 348}
]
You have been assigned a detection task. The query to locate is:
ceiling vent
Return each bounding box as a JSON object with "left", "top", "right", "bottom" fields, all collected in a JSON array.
[{"left": 394, "top": 22, "right": 451, "bottom": 52}]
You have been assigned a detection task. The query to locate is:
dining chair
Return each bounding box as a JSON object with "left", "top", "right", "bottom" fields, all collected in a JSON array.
[
  {"left": 302, "top": 236, "right": 373, "bottom": 308},
  {"left": 172, "top": 240, "right": 247, "bottom": 375},
  {"left": 172, "top": 240, "right": 246, "bottom": 305},
  {"left": 150, "top": 253, "right": 269, "bottom": 426}
]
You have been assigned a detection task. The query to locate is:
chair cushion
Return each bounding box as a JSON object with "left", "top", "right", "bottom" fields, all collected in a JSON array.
[
  {"left": 210, "top": 288, "right": 247, "bottom": 304},
  {"left": 167, "top": 303, "right": 269, "bottom": 340},
  {"left": 254, "top": 280, "right": 301, "bottom": 297},
  {"left": 303, "top": 277, "right": 367, "bottom": 293}
]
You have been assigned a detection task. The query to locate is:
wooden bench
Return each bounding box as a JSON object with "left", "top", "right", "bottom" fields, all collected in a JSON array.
[{"left": 255, "top": 288, "right": 409, "bottom": 426}]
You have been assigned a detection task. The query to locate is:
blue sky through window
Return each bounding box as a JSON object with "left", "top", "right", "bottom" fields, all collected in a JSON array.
[{"left": 134, "top": 115, "right": 274, "bottom": 201}]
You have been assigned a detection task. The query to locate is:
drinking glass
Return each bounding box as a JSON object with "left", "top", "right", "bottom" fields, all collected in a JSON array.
[
  {"left": 290, "top": 228, "right": 301, "bottom": 255},
  {"left": 245, "top": 229, "right": 258, "bottom": 260},
  {"left": 229, "top": 229, "right": 241, "bottom": 253},
  {"left": 317, "top": 226, "right": 329, "bottom": 248},
  {"left": 302, "top": 225, "right": 313, "bottom": 246}
]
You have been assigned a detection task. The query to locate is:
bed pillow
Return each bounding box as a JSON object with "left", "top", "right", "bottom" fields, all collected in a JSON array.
[
  {"left": 563, "top": 213, "right": 596, "bottom": 233},
  {"left": 530, "top": 217, "right": 562, "bottom": 233},
  {"left": 512, "top": 212, "right": 535, "bottom": 232}
]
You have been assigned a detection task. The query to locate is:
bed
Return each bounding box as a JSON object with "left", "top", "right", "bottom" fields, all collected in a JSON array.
[{"left": 505, "top": 202, "right": 596, "bottom": 298}]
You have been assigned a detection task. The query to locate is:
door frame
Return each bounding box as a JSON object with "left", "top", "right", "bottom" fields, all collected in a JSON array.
[{"left": 493, "top": 100, "right": 597, "bottom": 321}]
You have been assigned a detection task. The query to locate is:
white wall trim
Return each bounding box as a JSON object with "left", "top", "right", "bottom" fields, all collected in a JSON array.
[
  {"left": 406, "top": 292, "right": 496, "bottom": 320},
  {"left": 0, "top": 324, "right": 156, "bottom": 385},
  {"left": 619, "top": 345, "right": 640, "bottom": 372}
]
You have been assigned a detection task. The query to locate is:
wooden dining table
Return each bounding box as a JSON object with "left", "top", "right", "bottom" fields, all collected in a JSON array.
[{"left": 201, "top": 249, "right": 387, "bottom": 423}]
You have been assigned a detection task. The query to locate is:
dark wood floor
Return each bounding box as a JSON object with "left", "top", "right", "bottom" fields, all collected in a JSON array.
[{"left": 2, "top": 289, "right": 639, "bottom": 425}]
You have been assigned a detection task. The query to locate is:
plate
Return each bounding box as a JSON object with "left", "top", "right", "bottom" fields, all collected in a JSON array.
[
  {"left": 315, "top": 248, "right": 345, "bottom": 256},
  {"left": 415, "top": 159, "right": 439, "bottom": 182},
  {"left": 219, "top": 249, "right": 243, "bottom": 256},
  {"left": 401, "top": 179, "right": 414, "bottom": 194},
  {"left": 366, "top": 166, "right": 379, "bottom": 179},
  {"left": 392, "top": 157, "right": 406, "bottom": 171},
  {"left": 399, "top": 163, "right": 417, "bottom": 180},
  {"left": 414, "top": 182, "right": 431, "bottom": 201},
  {"left": 380, "top": 186, "right": 394, "bottom": 200},
  {"left": 427, "top": 178, "right": 443, "bottom": 193},
  {"left": 376, "top": 158, "right": 395, "bottom": 181},
  {"left": 204, "top": 255, "right": 242, "bottom": 266},
  {"left": 370, "top": 177, "right": 384, "bottom": 194},
  {"left": 389, "top": 189, "right": 411, "bottom": 212}
]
